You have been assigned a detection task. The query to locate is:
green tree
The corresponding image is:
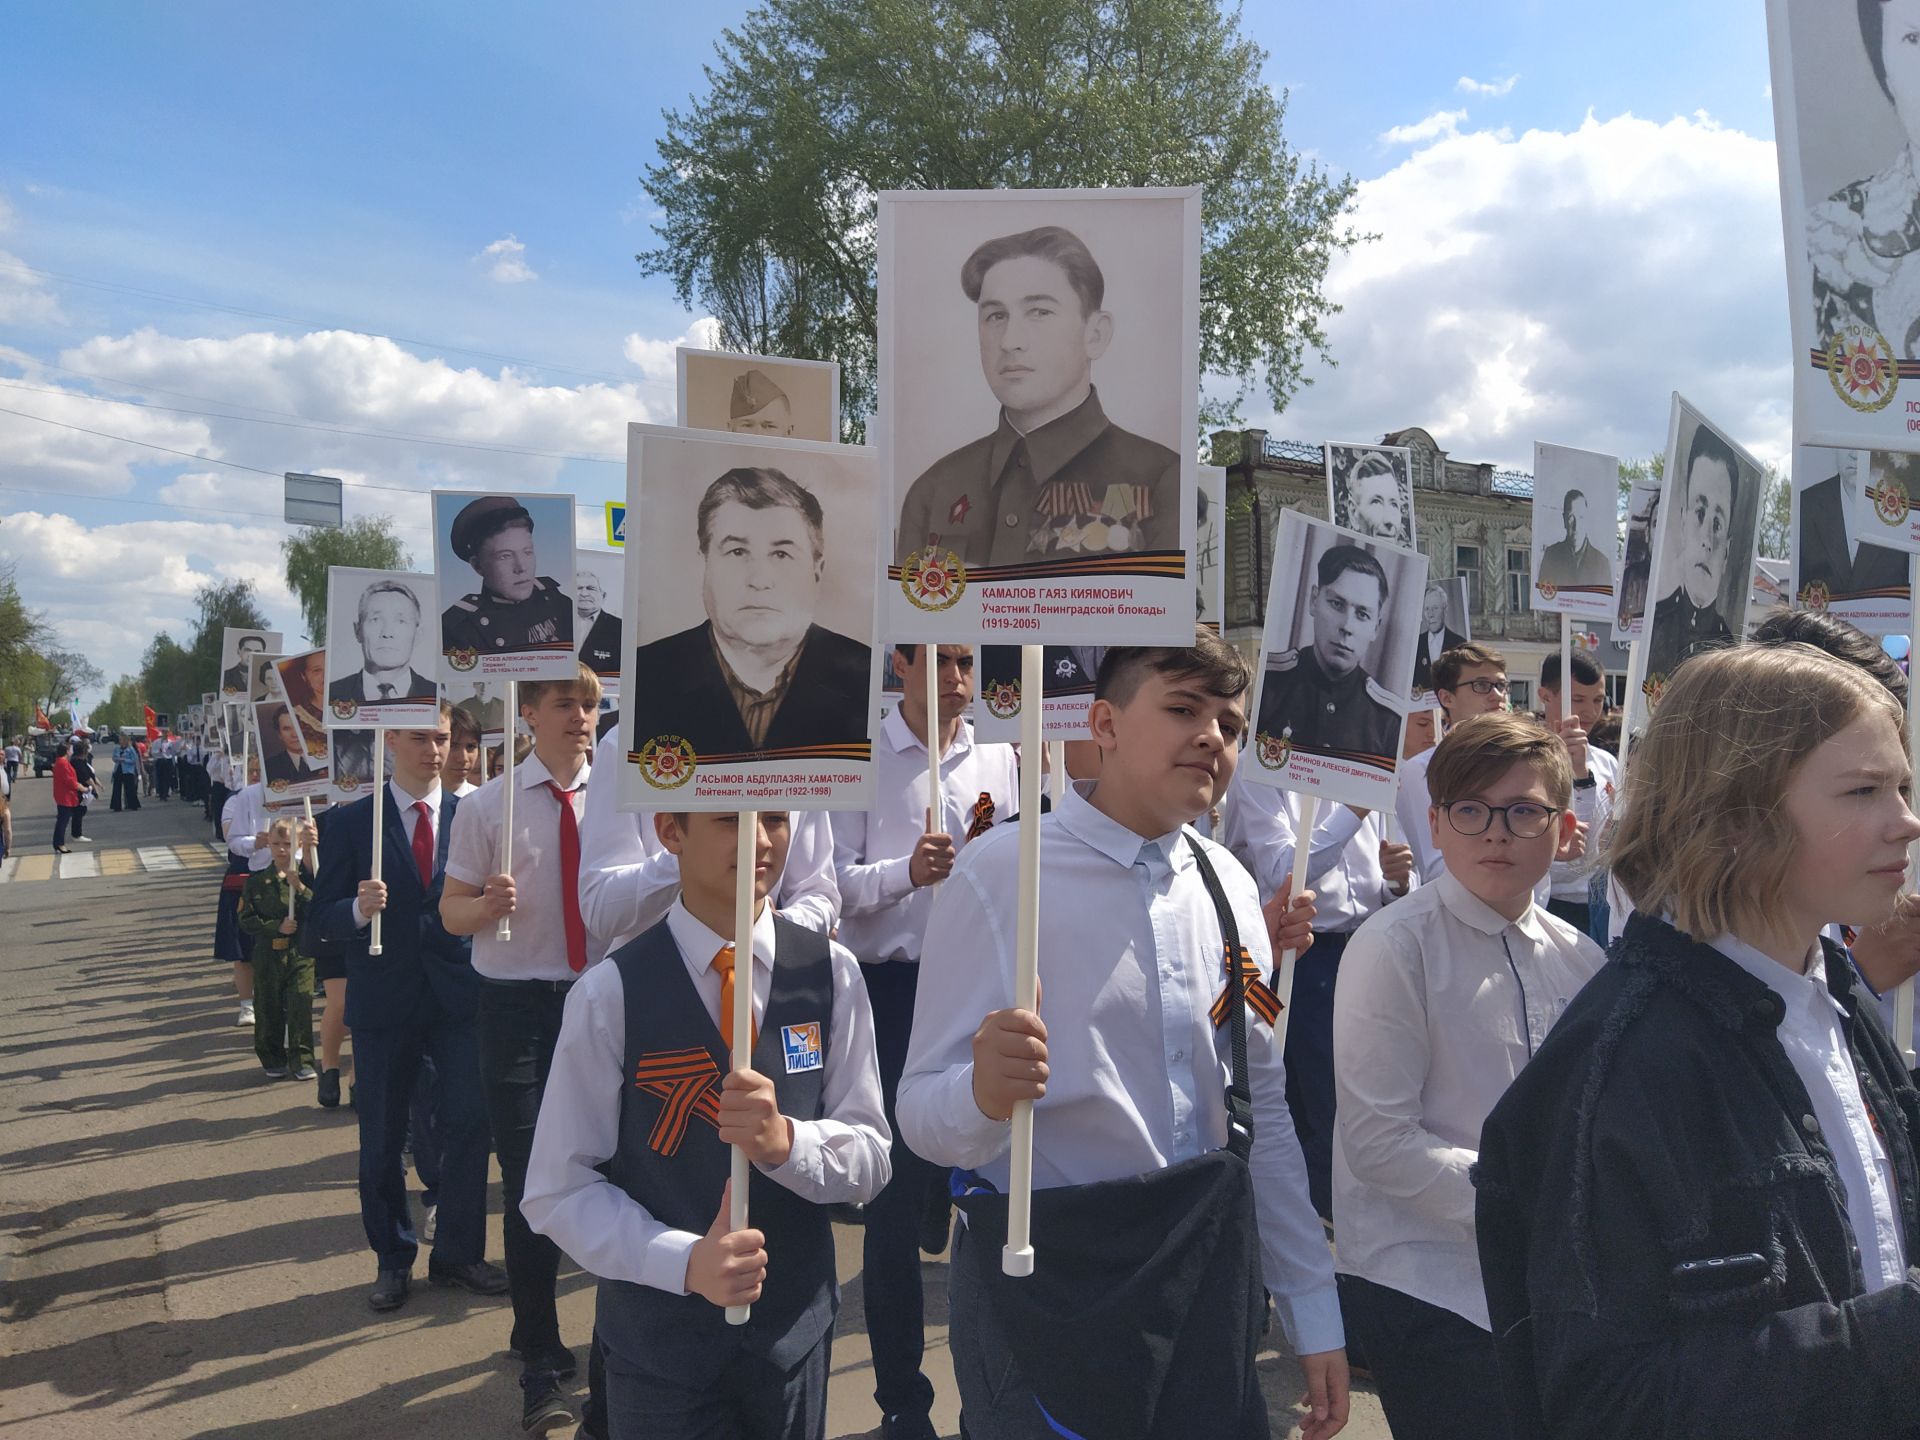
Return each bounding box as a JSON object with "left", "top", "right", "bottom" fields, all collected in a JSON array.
[
  {"left": 36, "top": 649, "right": 104, "bottom": 717},
  {"left": 97, "top": 674, "right": 147, "bottom": 730},
  {"left": 0, "top": 562, "right": 50, "bottom": 736},
  {"left": 1756, "top": 459, "right": 1789, "bottom": 561},
  {"left": 182, "top": 579, "right": 272, "bottom": 704},
  {"left": 642, "top": 0, "right": 1363, "bottom": 435},
  {"left": 282, "top": 516, "right": 410, "bottom": 644},
  {"left": 140, "top": 633, "right": 201, "bottom": 719}
]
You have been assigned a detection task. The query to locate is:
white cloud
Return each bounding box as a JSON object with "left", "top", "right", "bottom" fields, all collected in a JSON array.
[
  {"left": 1457, "top": 75, "right": 1518, "bottom": 98},
  {"left": 1380, "top": 110, "right": 1469, "bottom": 146},
  {"left": 1260, "top": 111, "right": 1788, "bottom": 471},
  {"left": 476, "top": 234, "right": 538, "bottom": 284},
  {"left": 622, "top": 316, "right": 721, "bottom": 384}
]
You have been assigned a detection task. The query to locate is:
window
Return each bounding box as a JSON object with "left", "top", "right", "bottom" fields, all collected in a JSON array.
[
  {"left": 1506, "top": 548, "right": 1531, "bottom": 614},
  {"left": 1606, "top": 673, "right": 1629, "bottom": 709},
  {"left": 1455, "top": 545, "right": 1482, "bottom": 613},
  {"left": 1508, "top": 678, "right": 1534, "bottom": 714}
]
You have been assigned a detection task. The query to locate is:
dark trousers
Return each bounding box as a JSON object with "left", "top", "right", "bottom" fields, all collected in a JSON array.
[
  {"left": 352, "top": 1016, "right": 491, "bottom": 1272},
  {"left": 478, "top": 979, "right": 570, "bottom": 1362},
  {"left": 1284, "top": 929, "right": 1350, "bottom": 1221},
  {"left": 1336, "top": 1274, "right": 1512, "bottom": 1440},
  {"left": 859, "top": 960, "right": 941, "bottom": 1421},
  {"left": 948, "top": 1222, "right": 1052, "bottom": 1439},
  {"left": 53, "top": 805, "right": 80, "bottom": 849},
  {"left": 1545, "top": 898, "right": 1591, "bottom": 936},
  {"left": 410, "top": 1052, "right": 442, "bottom": 1210},
  {"left": 209, "top": 781, "right": 228, "bottom": 831},
  {"left": 110, "top": 770, "right": 139, "bottom": 810},
  {"left": 156, "top": 758, "right": 175, "bottom": 798},
  {"left": 604, "top": 1331, "right": 828, "bottom": 1440}
]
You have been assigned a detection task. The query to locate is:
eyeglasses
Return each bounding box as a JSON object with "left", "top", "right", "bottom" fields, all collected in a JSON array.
[
  {"left": 1459, "top": 678, "right": 1510, "bottom": 696},
  {"left": 1442, "top": 800, "right": 1561, "bottom": 839}
]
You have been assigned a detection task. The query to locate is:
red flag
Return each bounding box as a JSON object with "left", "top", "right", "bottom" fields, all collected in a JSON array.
[
  {"left": 144, "top": 704, "right": 159, "bottom": 742},
  {"left": 33, "top": 707, "right": 50, "bottom": 729}
]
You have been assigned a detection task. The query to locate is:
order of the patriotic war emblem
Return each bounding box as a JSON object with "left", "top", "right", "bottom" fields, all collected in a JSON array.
[
  {"left": 901, "top": 546, "right": 966, "bottom": 612},
  {"left": 639, "top": 735, "right": 696, "bottom": 790},
  {"left": 1799, "top": 579, "right": 1831, "bottom": 611},
  {"left": 1873, "top": 475, "right": 1910, "bottom": 527},
  {"left": 982, "top": 678, "right": 1021, "bottom": 720},
  {"left": 446, "top": 646, "right": 480, "bottom": 673},
  {"left": 1826, "top": 320, "right": 1898, "bottom": 414},
  {"left": 330, "top": 698, "right": 359, "bottom": 720},
  {"left": 1255, "top": 726, "right": 1293, "bottom": 772}
]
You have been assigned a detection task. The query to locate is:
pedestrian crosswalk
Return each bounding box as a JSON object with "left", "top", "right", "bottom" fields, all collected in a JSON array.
[{"left": 0, "top": 842, "right": 228, "bottom": 885}]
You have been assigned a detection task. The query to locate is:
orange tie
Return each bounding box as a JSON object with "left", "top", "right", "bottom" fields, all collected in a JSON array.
[{"left": 711, "top": 944, "right": 759, "bottom": 1058}]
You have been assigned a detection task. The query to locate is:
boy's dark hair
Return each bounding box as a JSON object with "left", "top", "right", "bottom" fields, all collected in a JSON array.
[
  {"left": 1428, "top": 711, "right": 1573, "bottom": 810},
  {"left": 1094, "top": 627, "right": 1251, "bottom": 710},
  {"left": 1432, "top": 642, "right": 1507, "bottom": 695},
  {"left": 1588, "top": 715, "right": 1623, "bottom": 753},
  {"left": 447, "top": 705, "right": 482, "bottom": 748},
  {"left": 1539, "top": 649, "right": 1603, "bottom": 691},
  {"left": 1750, "top": 606, "right": 1908, "bottom": 709}
]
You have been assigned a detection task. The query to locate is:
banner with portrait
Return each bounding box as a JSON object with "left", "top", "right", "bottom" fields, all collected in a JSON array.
[
  {"left": 1326, "top": 443, "right": 1415, "bottom": 549},
  {"left": 250, "top": 691, "right": 326, "bottom": 803},
  {"left": 322, "top": 568, "right": 441, "bottom": 728},
  {"left": 1616, "top": 472, "right": 1665, "bottom": 640},
  {"left": 431, "top": 490, "right": 579, "bottom": 682},
  {"left": 1851, "top": 448, "right": 1920, "bottom": 558},
  {"left": 1530, "top": 442, "right": 1619, "bottom": 620},
  {"left": 273, "top": 649, "right": 333, "bottom": 773},
  {"left": 619, "top": 423, "right": 882, "bottom": 812},
  {"left": 219, "top": 628, "right": 282, "bottom": 700},
  {"left": 1247, "top": 510, "right": 1423, "bottom": 812},
  {"left": 973, "top": 645, "right": 1106, "bottom": 742},
  {"left": 1409, "top": 577, "right": 1473, "bottom": 712},
  {"left": 677, "top": 347, "right": 841, "bottom": 443},
  {"left": 1792, "top": 445, "right": 1912, "bottom": 633},
  {"left": 573, "top": 548, "right": 623, "bottom": 691},
  {"left": 878, "top": 187, "right": 1200, "bottom": 644}
]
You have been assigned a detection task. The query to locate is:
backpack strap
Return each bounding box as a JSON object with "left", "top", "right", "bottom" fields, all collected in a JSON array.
[{"left": 1184, "top": 831, "right": 1253, "bottom": 1162}]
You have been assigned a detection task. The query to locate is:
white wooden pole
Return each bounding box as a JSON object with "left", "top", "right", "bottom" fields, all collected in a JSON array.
[
  {"left": 1560, "top": 614, "right": 1574, "bottom": 724},
  {"left": 925, "top": 648, "right": 943, "bottom": 855},
  {"left": 1003, "top": 644, "right": 1044, "bottom": 1279},
  {"left": 1899, "top": 557, "right": 1919, "bottom": 1067},
  {"left": 1268, "top": 791, "right": 1321, "bottom": 1058},
  {"left": 727, "top": 809, "right": 757, "bottom": 1325},
  {"left": 1618, "top": 640, "right": 1646, "bottom": 764},
  {"left": 369, "top": 728, "right": 385, "bottom": 956},
  {"left": 302, "top": 794, "right": 318, "bottom": 873},
  {"left": 498, "top": 680, "right": 516, "bottom": 942}
]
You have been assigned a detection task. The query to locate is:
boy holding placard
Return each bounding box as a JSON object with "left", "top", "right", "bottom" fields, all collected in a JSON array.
[
  {"left": 898, "top": 632, "right": 1347, "bottom": 1440},
  {"left": 523, "top": 810, "right": 890, "bottom": 1439}
]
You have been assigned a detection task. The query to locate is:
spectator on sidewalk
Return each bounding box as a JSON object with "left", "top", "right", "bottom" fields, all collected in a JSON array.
[
  {"left": 51, "top": 741, "right": 81, "bottom": 854},
  {"left": 4, "top": 737, "right": 19, "bottom": 786},
  {"left": 110, "top": 737, "right": 142, "bottom": 812},
  {"left": 69, "top": 741, "right": 98, "bottom": 842}
]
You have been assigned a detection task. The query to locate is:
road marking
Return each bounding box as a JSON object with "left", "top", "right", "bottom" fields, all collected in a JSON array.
[
  {"left": 100, "top": 849, "right": 140, "bottom": 876},
  {"left": 137, "top": 847, "right": 183, "bottom": 872},
  {"left": 61, "top": 850, "right": 100, "bottom": 878},
  {"left": 172, "top": 845, "right": 222, "bottom": 869},
  {"left": 11, "top": 854, "right": 53, "bottom": 883},
  {"left": 0, "top": 857, "right": 16, "bottom": 883}
]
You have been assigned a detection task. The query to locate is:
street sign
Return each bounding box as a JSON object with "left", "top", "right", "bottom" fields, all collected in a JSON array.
[
  {"left": 285, "top": 473, "right": 343, "bottom": 528},
  {"left": 604, "top": 501, "right": 626, "bottom": 548}
]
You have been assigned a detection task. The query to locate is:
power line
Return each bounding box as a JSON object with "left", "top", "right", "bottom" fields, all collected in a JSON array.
[
  {"left": 0, "top": 259, "right": 642, "bottom": 385},
  {"left": 0, "top": 482, "right": 283, "bottom": 524}
]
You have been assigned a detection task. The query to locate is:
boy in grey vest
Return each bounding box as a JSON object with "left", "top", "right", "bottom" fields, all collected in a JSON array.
[{"left": 523, "top": 810, "right": 891, "bottom": 1440}]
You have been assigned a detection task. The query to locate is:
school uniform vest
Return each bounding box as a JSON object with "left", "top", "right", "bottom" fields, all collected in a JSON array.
[{"left": 596, "top": 915, "right": 838, "bottom": 1385}]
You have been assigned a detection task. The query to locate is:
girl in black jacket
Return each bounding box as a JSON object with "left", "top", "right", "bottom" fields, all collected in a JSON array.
[{"left": 1475, "top": 642, "right": 1920, "bottom": 1439}]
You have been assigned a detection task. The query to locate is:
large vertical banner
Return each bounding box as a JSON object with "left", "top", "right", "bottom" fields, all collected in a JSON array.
[
  {"left": 879, "top": 188, "right": 1199, "bottom": 644},
  {"left": 1768, "top": 0, "right": 1920, "bottom": 452},
  {"left": 1640, "top": 396, "right": 1766, "bottom": 705},
  {"left": 677, "top": 347, "right": 841, "bottom": 442},
  {"left": 618, "top": 424, "right": 882, "bottom": 810},
  {"left": 1792, "top": 445, "right": 1911, "bottom": 632},
  {"left": 432, "top": 491, "right": 580, "bottom": 682},
  {"left": 1531, "top": 442, "right": 1619, "bottom": 621}
]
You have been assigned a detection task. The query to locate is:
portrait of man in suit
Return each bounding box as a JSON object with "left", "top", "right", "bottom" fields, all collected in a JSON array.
[
  {"left": 574, "top": 564, "right": 622, "bottom": 677},
  {"left": 1797, "top": 449, "right": 1909, "bottom": 602},
  {"left": 1411, "top": 582, "right": 1467, "bottom": 694},
  {"left": 222, "top": 633, "right": 266, "bottom": 697},
  {"left": 1646, "top": 424, "right": 1743, "bottom": 683},
  {"left": 893, "top": 224, "right": 1181, "bottom": 567},
  {"left": 329, "top": 581, "right": 436, "bottom": 706},
  {"left": 630, "top": 466, "right": 870, "bottom": 757},
  {"left": 1537, "top": 489, "right": 1613, "bottom": 588},
  {"left": 259, "top": 704, "right": 314, "bottom": 786}
]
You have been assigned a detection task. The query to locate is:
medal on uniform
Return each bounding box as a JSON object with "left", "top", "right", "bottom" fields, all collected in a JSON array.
[{"left": 1078, "top": 521, "right": 1106, "bottom": 550}]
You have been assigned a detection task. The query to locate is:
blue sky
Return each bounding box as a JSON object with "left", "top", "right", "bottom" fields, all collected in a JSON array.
[{"left": 1, "top": 0, "right": 1787, "bottom": 695}]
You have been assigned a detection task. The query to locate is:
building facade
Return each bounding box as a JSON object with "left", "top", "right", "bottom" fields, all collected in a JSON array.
[{"left": 1211, "top": 425, "right": 1608, "bottom": 714}]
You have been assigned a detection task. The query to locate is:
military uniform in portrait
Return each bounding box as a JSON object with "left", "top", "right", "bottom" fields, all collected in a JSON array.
[{"left": 1257, "top": 647, "right": 1401, "bottom": 765}]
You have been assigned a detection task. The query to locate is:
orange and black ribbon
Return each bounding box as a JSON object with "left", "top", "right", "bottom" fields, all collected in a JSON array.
[
  {"left": 965, "top": 791, "right": 997, "bottom": 841},
  {"left": 631, "top": 1048, "right": 723, "bottom": 1157},
  {"left": 1210, "top": 944, "right": 1282, "bottom": 1029}
]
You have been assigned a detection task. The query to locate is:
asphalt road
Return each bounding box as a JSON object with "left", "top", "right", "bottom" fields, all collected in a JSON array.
[{"left": 0, "top": 770, "right": 1387, "bottom": 1439}]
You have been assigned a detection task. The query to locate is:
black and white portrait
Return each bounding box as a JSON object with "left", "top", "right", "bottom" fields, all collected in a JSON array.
[
  {"left": 252, "top": 697, "right": 323, "bottom": 798},
  {"left": 449, "top": 679, "right": 507, "bottom": 741},
  {"left": 219, "top": 628, "right": 281, "bottom": 699},
  {"left": 1642, "top": 398, "right": 1766, "bottom": 693},
  {"left": 1410, "top": 577, "right": 1473, "bottom": 706},
  {"left": 677, "top": 347, "right": 840, "bottom": 443},
  {"left": 1248, "top": 511, "right": 1422, "bottom": 812},
  {"left": 1769, "top": 0, "right": 1920, "bottom": 450},
  {"left": 574, "top": 549, "right": 623, "bottom": 685},
  {"left": 1616, "top": 476, "right": 1663, "bottom": 637},
  {"left": 328, "top": 728, "right": 375, "bottom": 803},
  {"left": 1531, "top": 442, "right": 1619, "bottom": 620},
  {"left": 620, "top": 424, "right": 881, "bottom": 810},
  {"left": 432, "top": 490, "right": 578, "bottom": 681},
  {"left": 323, "top": 568, "right": 440, "bottom": 727},
  {"left": 1326, "top": 443, "right": 1415, "bottom": 548},
  {"left": 1793, "top": 445, "right": 1911, "bottom": 633},
  {"left": 879, "top": 188, "right": 1198, "bottom": 644}
]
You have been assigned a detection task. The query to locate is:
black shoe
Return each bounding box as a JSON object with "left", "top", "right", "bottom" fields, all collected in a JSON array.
[
  {"left": 827, "top": 1200, "right": 866, "bottom": 1226},
  {"left": 882, "top": 1413, "right": 939, "bottom": 1440},
  {"left": 368, "top": 1268, "right": 411, "bottom": 1312},
  {"left": 429, "top": 1258, "right": 509, "bottom": 1295},
  {"left": 519, "top": 1370, "right": 575, "bottom": 1434},
  {"left": 920, "top": 1194, "right": 953, "bottom": 1255},
  {"left": 509, "top": 1345, "right": 578, "bottom": 1381},
  {"left": 317, "top": 1067, "right": 341, "bottom": 1106}
]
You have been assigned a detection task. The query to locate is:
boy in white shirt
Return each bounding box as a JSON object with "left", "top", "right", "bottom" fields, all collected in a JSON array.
[{"left": 1537, "top": 648, "right": 1618, "bottom": 938}]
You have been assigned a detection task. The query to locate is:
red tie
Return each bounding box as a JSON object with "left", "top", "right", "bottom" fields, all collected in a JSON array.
[
  {"left": 546, "top": 781, "right": 588, "bottom": 973},
  {"left": 411, "top": 800, "right": 434, "bottom": 888}
]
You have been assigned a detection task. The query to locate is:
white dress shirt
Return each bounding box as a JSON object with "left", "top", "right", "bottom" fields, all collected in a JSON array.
[
  {"left": 222, "top": 783, "right": 275, "bottom": 872},
  {"left": 520, "top": 899, "right": 892, "bottom": 1294},
  {"left": 446, "top": 754, "right": 593, "bottom": 982},
  {"left": 1332, "top": 871, "right": 1606, "bottom": 1329},
  {"left": 450, "top": 779, "right": 479, "bottom": 798},
  {"left": 1217, "top": 771, "right": 1405, "bottom": 928},
  {"left": 1395, "top": 745, "right": 1552, "bottom": 907},
  {"left": 832, "top": 710, "right": 1020, "bottom": 963},
  {"left": 1712, "top": 932, "right": 1906, "bottom": 1294},
  {"left": 897, "top": 781, "right": 1344, "bottom": 1356},
  {"left": 351, "top": 779, "right": 441, "bottom": 928},
  {"left": 578, "top": 724, "right": 839, "bottom": 955},
  {"left": 1549, "top": 744, "right": 1619, "bottom": 902}
]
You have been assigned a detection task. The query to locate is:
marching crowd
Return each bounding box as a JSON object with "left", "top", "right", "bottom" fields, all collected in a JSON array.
[{"left": 139, "top": 613, "right": 1920, "bottom": 1439}]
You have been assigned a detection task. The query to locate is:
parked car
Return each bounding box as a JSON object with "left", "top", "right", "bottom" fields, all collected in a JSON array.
[{"left": 32, "top": 731, "right": 69, "bottom": 778}]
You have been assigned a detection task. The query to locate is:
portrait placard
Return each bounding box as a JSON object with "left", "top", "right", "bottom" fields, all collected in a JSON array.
[
  {"left": 219, "top": 628, "right": 282, "bottom": 699},
  {"left": 1640, "top": 395, "right": 1766, "bottom": 704},
  {"left": 1326, "top": 443, "right": 1415, "bottom": 549},
  {"left": 1792, "top": 446, "right": 1912, "bottom": 632},
  {"left": 1616, "top": 472, "right": 1665, "bottom": 639},
  {"left": 252, "top": 696, "right": 326, "bottom": 802},
  {"left": 322, "top": 568, "right": 440, "bottom": 727},
  {"left": 677, "top": 347, "right": 840, "bottom": 444},
  {"left": 878, "top": 187, "right": 1200, "bottom": 644},
  {"left": 328, "top": 728, "right": 377, "bottom": 805},
  {"left": 431, "top": 490, "right": 579, "bottom": 682},
  {"left": 618, "top": 423, "right": 882, "bottom": 811},
  {"left": 1748, "top": 557, "right": 1791, "bottom": 637},
  {"left": 447, "top": 679, "right": 508, "bottom": 744},
  {"left": 973, "top": 645, "right": 1105, "bottom": 742},
  {"left": 1197, "top": 464, "right": 1226, "bottom": 633},
  {"left": 273, "top": 649, "right": 332, "bottom": 766},
  {"left": 1530, "top": 442, "right": 1619, "bottom": 619},
  {"left": 1410, "top": 577, "right": 1473, "bottom": 712},
  {"left": 1246, "top": 510, "right": 1423, "bottom": 813},
  {"left": 1766, "top": 0, "right": 1920, "bottom": 452},
  {"left": 1852, "top": 450, "right": 1920, "bottom": 557},
  {"left": 574, "top": 548, "right": 623, "bottom": 690}
]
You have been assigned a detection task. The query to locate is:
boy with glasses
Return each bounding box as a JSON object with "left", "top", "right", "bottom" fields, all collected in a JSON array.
[
  {"left": 1394, "top": 644, "right": 1511, "bottom": 884},
  {"left": 1331, "top": 713, "right": 1604, "bottom": 1440}
]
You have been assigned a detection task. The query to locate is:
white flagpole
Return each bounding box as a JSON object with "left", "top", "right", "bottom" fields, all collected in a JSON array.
[
  {"left": 369, "top": 728, "right": 385, "bottom": 957},
  {"left": 1899, "top": 558, "right": 1919, "bottom": 1068},
  {"left": 727, "top": 809, "right": 757, "bottom": 1326},
  {"left": 925, "top": 648, "right": 943, "bottom": 857},
  {"left": 1004, "top": 643, "right": 1044, "bottom": 1279},
  {"left": 1269, "top": 791, "right": 1321, "bottom": 1058},
  {"left": 499, "top": 681, "right": 517, "bottom": 942},
  {"left": 302, "top": 794, "right": 319, "bottom": 873},
  {"left": 1561, "top": 614, "right": 1574, "bottom": 723}
]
